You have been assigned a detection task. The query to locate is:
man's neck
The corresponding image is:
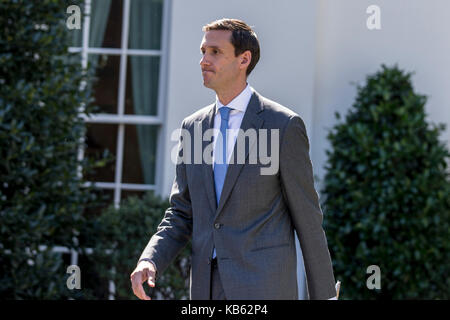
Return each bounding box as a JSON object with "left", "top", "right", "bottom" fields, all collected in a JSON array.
[{"left": 215, "top": 81, "right": 247, "bottom": 106}]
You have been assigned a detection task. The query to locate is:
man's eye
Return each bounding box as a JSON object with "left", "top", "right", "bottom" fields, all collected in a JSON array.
[{"left": 200, "top": 49, "right": 218, "bottom": 55}]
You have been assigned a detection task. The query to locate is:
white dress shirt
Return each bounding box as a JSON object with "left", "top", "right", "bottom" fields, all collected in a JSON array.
[{"left": 212, "top": 83, "right": 254, "bottom": 168}]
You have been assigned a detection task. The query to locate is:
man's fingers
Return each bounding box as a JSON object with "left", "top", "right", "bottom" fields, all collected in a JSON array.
[
  {"left": 137, "top": 285, "right": 151, "bottom": 300},
  {"left": 131, "top": 271, "right": 152, "bottom": 300},
  {"left": 132, "top": 280, "right": 151, "bottom": 300},
  {"left": 145, "top": 269, "right": 156, "bottom": 287},
  {"left": 130, "top": 268, "right": 156, "bottom": 300}
]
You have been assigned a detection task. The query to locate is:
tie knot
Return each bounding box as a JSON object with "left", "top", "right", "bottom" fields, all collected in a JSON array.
[{"left": 219, "top": 106, "right": 232, "bottom": 121}]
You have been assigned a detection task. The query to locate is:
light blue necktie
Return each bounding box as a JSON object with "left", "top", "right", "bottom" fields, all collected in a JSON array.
[{"left": 212, "top": 106, "right": 232, "bottom": 259}]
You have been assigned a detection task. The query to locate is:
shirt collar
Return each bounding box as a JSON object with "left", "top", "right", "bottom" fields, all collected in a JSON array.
[{"left": 215, "top": 83, "right": 253, "bottom": 114}]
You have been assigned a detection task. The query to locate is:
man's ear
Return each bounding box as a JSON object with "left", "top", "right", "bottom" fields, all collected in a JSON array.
[{"left": 240, "top": 50, "right": 252, "bottom": 71}]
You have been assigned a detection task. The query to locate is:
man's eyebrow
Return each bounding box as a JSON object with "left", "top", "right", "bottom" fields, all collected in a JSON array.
[{"left": 200, "top": 45, "right": 222, "bottom": 51}]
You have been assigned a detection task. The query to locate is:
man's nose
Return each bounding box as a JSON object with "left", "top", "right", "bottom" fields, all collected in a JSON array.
[{"left": 199, "top": 54, "right": 210, "bottom": 66}]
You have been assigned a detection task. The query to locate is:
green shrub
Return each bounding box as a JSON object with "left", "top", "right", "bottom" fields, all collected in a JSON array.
[
  {"left": 0, "top": 0, "right": 108, "bottom": 299},
  {"left": 322, "top": 64, "right": 450, "bottom": 299},
  {"left": 82, "top": 191, "right": 191, "bottom": 300}
]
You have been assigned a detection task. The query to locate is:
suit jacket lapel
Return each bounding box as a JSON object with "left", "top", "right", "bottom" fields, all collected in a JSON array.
[
  {"left": 202, "top": 104, "right": 218, "bottom": 214},
  {"left": 214, "top": 91, "right": 265, "bottom": 220}
]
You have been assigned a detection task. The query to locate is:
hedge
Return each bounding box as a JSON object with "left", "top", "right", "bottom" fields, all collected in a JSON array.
[
  {"left": 321, "top": 64, "right": 450, "bottom": 299},
  {"left": 0, "top": 0, "right": 109, "bottom": 299}
]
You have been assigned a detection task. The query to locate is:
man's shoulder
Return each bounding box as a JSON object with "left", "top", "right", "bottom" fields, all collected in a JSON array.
[
  {"left": 180, "top": 90, "right": 304, "bottom": 128},
  {"left": 258, "top": 93, "right": 297, "bottom": 117},
  {"left": 255, "top": 91, "right": 303, "bottom": 128},
  {"left": 181, "top": 103, "right": 215, "bottom": 127}
]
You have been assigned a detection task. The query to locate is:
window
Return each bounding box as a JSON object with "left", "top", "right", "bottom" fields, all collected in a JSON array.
[{"left": 69, "top": 0, "right": 169, "bottom": 209}]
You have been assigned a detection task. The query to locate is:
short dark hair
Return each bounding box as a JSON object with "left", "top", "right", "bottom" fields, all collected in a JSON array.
[{"left": 202, "top": 18, "right": 260, "bottom": 76}]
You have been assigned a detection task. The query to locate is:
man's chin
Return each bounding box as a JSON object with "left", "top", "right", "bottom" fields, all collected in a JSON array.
[{"left": 202, "top": 80, "right": 213, "bottom": 89}]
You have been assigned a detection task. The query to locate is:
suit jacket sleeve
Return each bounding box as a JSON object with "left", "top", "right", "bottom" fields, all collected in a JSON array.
[
  {"left": 279, "top": 115, "right": 337, "bottom": 300},
  {"left": 138, "top": 120, "right": 193, "bottom": 275}
]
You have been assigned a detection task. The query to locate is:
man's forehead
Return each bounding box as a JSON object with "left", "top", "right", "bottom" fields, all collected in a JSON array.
[{"left": 200, "top": 30, "right": 232, "bottom": 48}]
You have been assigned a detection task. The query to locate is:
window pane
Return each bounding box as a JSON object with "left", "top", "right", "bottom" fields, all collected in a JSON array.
[
  {"left": 89, "top": 54, "right": 120, "bottom": 114},
  {"left": 90, "top": 0, "right": 123, "bottom": 48},
  {"left": 84, "top": 123, "right": 118, "bottom": 183},
  {"left": 122, "top": 125, "right": 158, "bottom": 185},
  {"left": 128, "top": 0, "right": 163, "bottom": 50},
  {"left": 125, "top": 56, "right": 160, "bottom": 116}
]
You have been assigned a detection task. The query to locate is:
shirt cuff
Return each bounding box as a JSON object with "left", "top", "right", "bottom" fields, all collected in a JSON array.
[
  {"left": 138, "top": 258, "right": 157, "bottom": 272},
  {"left": 328, "top": 296, "right": 337, "bottom": 300}
]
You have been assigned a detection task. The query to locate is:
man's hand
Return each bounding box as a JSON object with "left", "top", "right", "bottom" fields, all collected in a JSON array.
[{"left": 130, "top": 261, "right": 157, "bottom": 300}]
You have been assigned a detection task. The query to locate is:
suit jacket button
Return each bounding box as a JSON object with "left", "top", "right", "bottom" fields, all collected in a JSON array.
[{"left": 214, "top": 223, "right": 221, "bottom": 229}]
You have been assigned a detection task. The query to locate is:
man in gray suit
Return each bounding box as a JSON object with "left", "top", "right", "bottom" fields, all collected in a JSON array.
[{"left": 130, "top": 18, "right": 337, "bottom": 300}]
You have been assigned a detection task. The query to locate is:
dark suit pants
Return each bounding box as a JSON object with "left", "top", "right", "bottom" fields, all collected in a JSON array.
[{"left": 210, "top": 258, "right": 226, "bottom": 300}]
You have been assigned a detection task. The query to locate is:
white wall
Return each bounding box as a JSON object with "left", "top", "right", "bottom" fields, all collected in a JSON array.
[
  {"left": 312, "top": 0, "right": 450, "bottom": 181},
  {"left": 162, "top": 0, "right": 320, "bottom": 299}
]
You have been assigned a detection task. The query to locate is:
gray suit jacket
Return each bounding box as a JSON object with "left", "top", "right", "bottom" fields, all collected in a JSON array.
[{"left": 139, "top": 90, "right": 337, "bottom": 300}]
